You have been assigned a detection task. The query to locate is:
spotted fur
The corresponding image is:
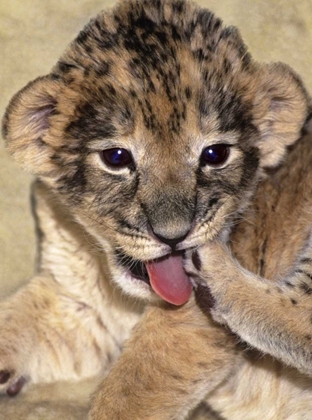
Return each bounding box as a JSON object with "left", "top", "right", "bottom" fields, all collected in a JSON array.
[{"left": 1, "top": 0, "right": 312, "bottom": 419}]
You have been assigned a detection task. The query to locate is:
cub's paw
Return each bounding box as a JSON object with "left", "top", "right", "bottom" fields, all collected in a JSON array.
[
  {"left": 0, "top": 370, "right": 27, "bottom": 397},
  {"left": 184, "top": 241, "right": 229, "bottom": 280},
  {"left": 184, "top": 241, "right": 233, "bottom": 324},
  {"left": 0, "top": 314, "right": 34, "bottom": 396}
]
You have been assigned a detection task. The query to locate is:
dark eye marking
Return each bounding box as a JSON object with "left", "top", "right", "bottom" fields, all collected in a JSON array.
[
  {"left": 200, "top": 144, "right": 230, "bottom": 167},
  {"left": 100, "top": 148, "right": 134, "bottom": 169}
]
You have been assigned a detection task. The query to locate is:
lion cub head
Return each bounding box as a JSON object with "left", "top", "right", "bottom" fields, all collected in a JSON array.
[{"left": 2, "top": 0, "right": 310, "bottom": 304}]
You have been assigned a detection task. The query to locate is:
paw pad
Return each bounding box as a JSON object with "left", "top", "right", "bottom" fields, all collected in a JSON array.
[
  {"left": 6, "top": 376, "right": 26, "bottom": 397},
  {"left": 0, "top": 370, "right": 10, "bottom": 384}
]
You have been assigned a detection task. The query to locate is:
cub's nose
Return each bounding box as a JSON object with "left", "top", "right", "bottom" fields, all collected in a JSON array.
[
  {"left": 154, "top": 233, "right": 188, "bottom": 249},
  {"left": 151, "top": 227, "right": 190, "bottom": 250}
]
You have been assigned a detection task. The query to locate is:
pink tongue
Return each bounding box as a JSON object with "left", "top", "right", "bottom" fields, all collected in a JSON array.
[{"left": 146, "top": 254, "right": 193, "bottom": 306}]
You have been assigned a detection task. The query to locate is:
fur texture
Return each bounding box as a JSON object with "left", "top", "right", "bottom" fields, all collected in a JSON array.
[{"left": 1, "top": 0, "right": 312, "bottom": 418}]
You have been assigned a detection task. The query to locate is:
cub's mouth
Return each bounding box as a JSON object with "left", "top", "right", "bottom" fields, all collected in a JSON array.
[
  {"left": 115, "top": 250, "right": 150, "bottom": 284},
  {"left": 115, "top": 250, "right": 193, "bottom": 306}
]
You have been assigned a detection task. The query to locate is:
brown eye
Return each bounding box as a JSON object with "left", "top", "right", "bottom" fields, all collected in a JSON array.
[
  {"left": 201, "top": 144, "right": 230, "bottom": 166},
  {"left": 100, "top": 148, "right": 134, "bottom": 169}
]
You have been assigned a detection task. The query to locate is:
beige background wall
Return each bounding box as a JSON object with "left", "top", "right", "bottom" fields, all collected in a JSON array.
[{"left": 0, "top": 0, "right": 312, "bottom": 418}]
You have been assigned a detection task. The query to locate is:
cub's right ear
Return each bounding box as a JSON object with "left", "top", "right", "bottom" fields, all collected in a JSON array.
[
  {"left": 252, "top": 63, "right": 311, "bottom": 169},
  {"left": 2, "top": 76, "right": 62, "bottom": 176}
]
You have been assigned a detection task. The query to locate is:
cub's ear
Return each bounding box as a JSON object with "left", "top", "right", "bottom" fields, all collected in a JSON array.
[
  {"left": 253, "top": 62, "right": 311, "bottom": 168},
  {"left": 2, "top": 76, "right": 62, "bottom": 176}
]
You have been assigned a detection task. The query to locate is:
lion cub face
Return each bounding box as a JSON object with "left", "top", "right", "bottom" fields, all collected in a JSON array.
[{"left": 3, "top": 0, "right": 309, "bottom": 303}]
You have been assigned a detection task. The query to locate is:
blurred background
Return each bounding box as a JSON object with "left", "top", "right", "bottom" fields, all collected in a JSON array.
[{"left": 1, "top": 0, "right": 312, "bottom": 295}]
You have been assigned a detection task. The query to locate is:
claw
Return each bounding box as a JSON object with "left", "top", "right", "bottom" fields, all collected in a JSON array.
[
  {"left": 6, "top": 376, "right": 26, "bottom": 397},
  {"left": 0, "top": 370, "right": 11, "bottom": 384}
]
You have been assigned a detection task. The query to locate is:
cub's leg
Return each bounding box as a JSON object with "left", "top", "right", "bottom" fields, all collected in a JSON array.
[
  {"left": 185, "top": 234, "right": 312, "bottom": 376},
  {"left": 0, "top": 182, "right": 133, "bottom": 395},
  {"left": 0, "top": 274, "right": 108, "bottom": 395},
  {"left": 88, "top": 298, "right": 238, "bottom": 420}
]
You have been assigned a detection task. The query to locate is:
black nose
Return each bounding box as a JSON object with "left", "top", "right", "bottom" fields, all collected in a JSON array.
[{"left": 153, "top": 232, "right": 189, "bottom": 249}]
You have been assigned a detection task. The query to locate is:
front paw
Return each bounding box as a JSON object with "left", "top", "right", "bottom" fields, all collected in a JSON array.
[
  {"left": 0, "top": 311, "right": 34, "bottom": 396},
  {"left": 184, "top": 242, "right": 234, "bottom": 324},
  {"left": 0, "top": 342, "right": 29, "bottom": 396},
  {"left": 184, "top": 241, "right": 231, "bottom": 282},
  {"left": 0, "top": 370, "right": 27, "bottom": 397}
]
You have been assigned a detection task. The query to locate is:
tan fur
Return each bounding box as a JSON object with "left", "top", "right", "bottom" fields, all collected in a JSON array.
[
  {"left": 1, "top": 0, "right": 312, "bottom": 418},
  {"left": 89, "top": 299, "right": 237, "bottom": 420},
  {"left": 89, "top": 127, "right": 312, "bottom": 420}
]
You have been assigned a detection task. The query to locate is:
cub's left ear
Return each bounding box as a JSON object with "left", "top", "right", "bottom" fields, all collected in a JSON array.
[
  {"left": 253, "top": 62, "right": 311, "bottom": 168},
  {"left": 2, "top": 75, "right": 62, "bottom": 176}
]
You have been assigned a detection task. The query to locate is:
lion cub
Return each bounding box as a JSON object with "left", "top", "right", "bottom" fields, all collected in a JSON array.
[{"left": 2, "top": 0, "right": 312, "bottom": 418}]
